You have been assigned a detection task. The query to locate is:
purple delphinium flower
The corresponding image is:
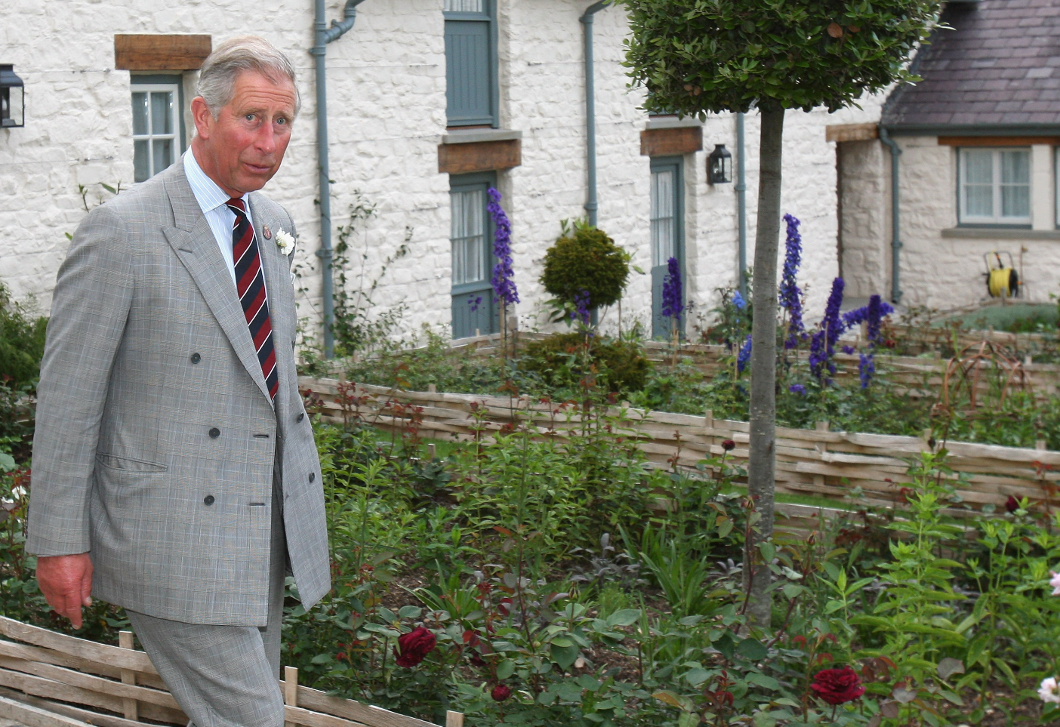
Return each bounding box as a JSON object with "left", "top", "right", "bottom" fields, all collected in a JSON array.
[
  {"left": 779, "top": 213, "right": 805, "bottom": 349},
  {"left": 571, "top": 289, "right": 591, "bottom": 324},
  {"left": 731, "top": 290, "right": 747, "bottom": 311},
  {"left": 789, "top": 383, "right": 806, "bottom": 395},
  {"left": 468, "top": 295, "right": 482, "bottom": 312},
  {"left": 841, "top": 345, "right": 856, "bottom": 355},
  {"left": 737, "top": 334, "right": 752, "bottom": 373},
  {"left": 662, "top": 257, "right": 684, "bottom": 321},
  {"left": 486, "top": 188, "right": 519, "bottom": 306},
  {"left": 840, "top": 295, "right": 894, "bottom": 337},
  {"left": 859, "top": 352, "right": 875, "bottom": 389},
  {"left": 809, "top": 278, "right": 845, "bottom": 381}
]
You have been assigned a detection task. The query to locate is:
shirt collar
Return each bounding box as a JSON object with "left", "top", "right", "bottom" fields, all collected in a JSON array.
[{"left": 183, "top": 149, "right": 249, "bottom": 214}]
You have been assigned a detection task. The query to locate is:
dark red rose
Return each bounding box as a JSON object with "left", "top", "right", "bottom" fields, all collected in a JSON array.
[
  {"left": 721, "top": 439, "right": 736, "bottom": 451},
  {"left": 394, "top": 627, "right": 436, "bottom": 667},
  {"left": 1006, "top": 495, "right": 1020, "bottom": 513},
  {"left": 491, "top": 684, "right": 512, "bottom": 702},
  {"left": 810, "top": 666, "right": 865, "bottom": 705}
]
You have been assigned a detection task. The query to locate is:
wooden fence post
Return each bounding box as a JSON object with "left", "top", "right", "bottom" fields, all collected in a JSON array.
[
  {"left": 814, "top": 421, "right": 829, "bottom": 492},
  {"left": 284, "top": 665, "right": 298, "bottom": 727},
  {"left": 446, "top": 711, "right": 465, "bottom": 727},
  {"left": 118, "top": 630, "right": 138, "bottom": 721}
]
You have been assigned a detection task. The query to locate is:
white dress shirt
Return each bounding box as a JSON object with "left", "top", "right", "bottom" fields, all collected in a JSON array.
[{"left": 182, "top": 149, "right": 257, "bottom": 287}]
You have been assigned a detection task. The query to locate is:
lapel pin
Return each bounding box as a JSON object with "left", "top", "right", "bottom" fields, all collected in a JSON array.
[{"left": 262, "top": 225, "right": 272, "bottom": 240}]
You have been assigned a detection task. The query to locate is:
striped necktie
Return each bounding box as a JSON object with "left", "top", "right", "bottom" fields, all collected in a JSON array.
[{"left": 225, "top": 197, "right": 278, "bottom": 402}]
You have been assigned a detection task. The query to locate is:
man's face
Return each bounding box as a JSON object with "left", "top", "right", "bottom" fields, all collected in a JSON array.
[{"left": 191, "top": 70, "right": 297, "bottom": 198}]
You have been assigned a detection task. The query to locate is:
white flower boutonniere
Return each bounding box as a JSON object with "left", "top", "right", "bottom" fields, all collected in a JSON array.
[{"left": 275, "top": 229, "right": 296, "bottom": 256}]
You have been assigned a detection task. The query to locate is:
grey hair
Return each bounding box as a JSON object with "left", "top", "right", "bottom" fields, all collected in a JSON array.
[{"left": 197, "top": 36, "right": 300, "bottom": 117}]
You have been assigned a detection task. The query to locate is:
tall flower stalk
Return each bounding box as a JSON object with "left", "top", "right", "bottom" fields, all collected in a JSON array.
[
  {"left": 662, "top": 257, "right": 683, "bottom": 366},
  {"left": 779, "top": 213, "right": 805, "bottom": 350},
  {"left": 487, "top": 188, "right": 518, "bottom": 357},
  {"left": 809, "top": 278, "right": 845, "bottom": 382}
]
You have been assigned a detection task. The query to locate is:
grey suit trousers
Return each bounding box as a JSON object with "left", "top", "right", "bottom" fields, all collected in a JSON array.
[{"left": 127, "top": 483, "right": 287, "bottom": 727}]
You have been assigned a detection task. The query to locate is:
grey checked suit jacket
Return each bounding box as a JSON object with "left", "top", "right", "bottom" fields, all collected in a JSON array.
[{"left": 27, "top": 162, "right": 331, "bottom": 626}]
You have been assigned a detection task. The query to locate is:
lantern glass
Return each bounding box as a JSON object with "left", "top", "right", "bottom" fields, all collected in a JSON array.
[
  {"left": 708, "top": 144, "right": 733, "bottom": 184},
  {"left": 1, "top": 65, "right": 25, "bottom": 128}
]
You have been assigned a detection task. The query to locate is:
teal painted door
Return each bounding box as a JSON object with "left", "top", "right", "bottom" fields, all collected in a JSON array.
[
  {"left": 450, "top": 177, "right": 497, "bottom": 339},
  {"left": 650, "top": 159, "right": 683, "bottom": 339}
]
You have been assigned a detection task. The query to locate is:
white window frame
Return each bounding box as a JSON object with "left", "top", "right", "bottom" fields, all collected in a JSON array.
[
  {"left": 958, "top": 147, "right": 1032, "bottom": 226},
  {"left": 131, "top": 81, "right": 181, "bottom": 182}
]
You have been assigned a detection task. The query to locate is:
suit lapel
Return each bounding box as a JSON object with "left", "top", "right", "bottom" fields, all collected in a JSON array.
[{"left": 160, "top": 166, "right": 272, "bottom": 404}]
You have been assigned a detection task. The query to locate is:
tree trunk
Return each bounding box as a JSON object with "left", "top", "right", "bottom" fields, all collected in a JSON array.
[{"left": 745, "top": 102, "right": 784, "bottom": 632}]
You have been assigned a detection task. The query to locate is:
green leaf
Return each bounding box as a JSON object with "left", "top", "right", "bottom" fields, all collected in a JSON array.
[
  {"left": 746, "top": 672, "right": 779, "bottom": 690},
  {"left": 736, "top": 638, "right": 768, "bottom": 661},
  {"left": 653, "top": 690, "right": 692, "bottom": 711},
  {"left": 398, "top": 605, "right": 423, "bottom": 619},
  {"left": 496, "top": 659, "right": 516, "bottom": 680},
  {"left": 551, "top": 642, "right": 581, "bottom": 671},
  {"left": 684, "top": 668, "right": 712, "bottom": 687},
  {"left": 0, "top": 452, "right": 15, "bottom": 472},
  {"left": 607, "top": 609, "right": 641, "bottom": 627}
]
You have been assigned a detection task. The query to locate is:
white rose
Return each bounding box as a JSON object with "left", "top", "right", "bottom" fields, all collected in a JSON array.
[
  {"left": 1040, "top": 677, "right": 1060, "bottom": 704},
  {"left": 275, "top": 229, "right": 295, "bottom": 256}
]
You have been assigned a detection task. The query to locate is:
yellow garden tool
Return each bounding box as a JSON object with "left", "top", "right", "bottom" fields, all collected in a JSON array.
[{"left": 984, "top": 251, "right": 1019, "bottom": 299}]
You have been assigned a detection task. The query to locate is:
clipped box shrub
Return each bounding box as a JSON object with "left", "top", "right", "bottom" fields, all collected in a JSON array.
[{"left": 519, "top": 332, "right": 651, "bottom": 394}]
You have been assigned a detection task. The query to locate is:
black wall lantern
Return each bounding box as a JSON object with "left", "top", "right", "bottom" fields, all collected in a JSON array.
[
  {"left": 707, "top": 143, "right": 732, "bottom": 184},
  {"left": 1, "top": 65, "right": 25, "bottom": 128}
]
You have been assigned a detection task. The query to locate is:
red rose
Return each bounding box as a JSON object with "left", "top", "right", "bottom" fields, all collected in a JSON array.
[
  {"left": 810, "top": 666, "right": 865, "bottom": 705},
  {"left": 491, "top": 684, "right": 512, "bottom": 702},
  {"left": 394, "top": 627, "right": 436, "bottom": 668},
  {"left": 1005, "top": 495, "right": 1020, "bottom": 513},
  {"left": 721, "top": 439, "right": 736, "bottom": 451}
]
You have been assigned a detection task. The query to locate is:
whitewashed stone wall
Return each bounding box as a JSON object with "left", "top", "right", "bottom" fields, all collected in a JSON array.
[
  {"left": 1, "top": 0, "right": 883, "bottom": 344},
  {"left": 839, "top": 135, "right": 1060, "bottom": 310}
]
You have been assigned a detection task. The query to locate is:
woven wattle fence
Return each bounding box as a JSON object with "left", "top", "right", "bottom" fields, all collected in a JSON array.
[{"left": 300, "top": 375, "right": 1060, "bottom": 522}]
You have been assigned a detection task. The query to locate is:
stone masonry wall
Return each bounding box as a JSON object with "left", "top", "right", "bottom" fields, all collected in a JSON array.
[{"left": 1, "top": 0, "right": 882, "bottom": 345}]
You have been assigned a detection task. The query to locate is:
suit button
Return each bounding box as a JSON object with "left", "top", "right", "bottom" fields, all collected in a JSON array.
[
  {"left": 297, "top": 412, "right": 305, "bottom": 422},
  {"left": 309, "top": 472, "right": 315, "bottom": 482},
  {"left": 190, "top": 353, "right": 201, "bottom": 364},
  {"left": 209, "top": 428, "right": 220, "bottom": 438},
  {"left": 204, "top": 495, "right": 215, "bottom": 505}
]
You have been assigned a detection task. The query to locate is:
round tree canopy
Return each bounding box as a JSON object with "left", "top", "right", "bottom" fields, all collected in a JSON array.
[{"left": 541, "top": 227, "right": 630, "bottom": 309}]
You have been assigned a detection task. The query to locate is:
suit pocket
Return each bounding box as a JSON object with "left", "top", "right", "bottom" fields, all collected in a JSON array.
[{"left": 95, "top": 453, "right": 168, "bottom": 473}]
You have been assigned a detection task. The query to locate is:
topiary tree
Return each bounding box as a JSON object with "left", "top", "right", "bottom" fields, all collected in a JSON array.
[
  {"left": 618, "top": 0, "right": 942, "bottom": 628},
  {"left": 541, "top": 223, "right": 630, "bottom": 321}
]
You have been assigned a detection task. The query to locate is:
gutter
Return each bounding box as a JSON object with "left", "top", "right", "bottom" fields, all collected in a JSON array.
[
  {"left": 736, "top": 112, "right": 747, "bottom": 298},
  {"left": 878, "top": 125, "right": 902, "bottom": 304},
  {"left": 580, "top": 1, "right": 609, "bottom": 227},
  {"left": 312, "top": 0, "right": 365, "bottom": 358}
]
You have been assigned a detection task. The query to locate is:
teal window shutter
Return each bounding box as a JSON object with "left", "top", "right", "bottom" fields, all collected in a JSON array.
[
  {"left": 444, "top": 1, "right": 497, "bottom": 127},
  {"left": 450, "top": 172, "right": 499, "bottom": 339}
]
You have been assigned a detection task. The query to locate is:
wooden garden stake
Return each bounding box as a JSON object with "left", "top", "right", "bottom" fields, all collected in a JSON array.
[{"left": 118, "top": 630, "right": 138, "bottom": 721}]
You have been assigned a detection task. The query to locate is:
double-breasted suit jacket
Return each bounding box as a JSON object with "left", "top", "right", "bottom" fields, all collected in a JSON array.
[{"left": 27, "top": 161, "right": 331, "bottom": 626}]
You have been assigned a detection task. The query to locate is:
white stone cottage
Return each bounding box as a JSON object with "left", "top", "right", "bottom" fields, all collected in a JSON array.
[
  {"left": 837, "top": 0, "right": 1060, "bottom": 311},
  {"left": 1, "top": 0, "right": 888, "bottom": 351}
]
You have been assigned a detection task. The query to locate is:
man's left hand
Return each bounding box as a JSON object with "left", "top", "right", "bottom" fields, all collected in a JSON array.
[{"left": 36, "top": 553, "right": 94, "bottom": 628}]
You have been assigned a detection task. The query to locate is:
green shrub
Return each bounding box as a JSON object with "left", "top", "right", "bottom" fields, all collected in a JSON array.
[
  {"left": 519, "top": 333, "right": 651, "bottom": 394},
  {"left": 0, "top": 283, "right": 47, "bottom": 390},
  {"left": 541, "top": 225, "right": 630, "bottom": 310}
]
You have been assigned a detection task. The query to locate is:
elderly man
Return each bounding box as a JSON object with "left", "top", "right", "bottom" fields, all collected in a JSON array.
[{"left": 27, "top": 36, "right": 330, "bottom": 727}]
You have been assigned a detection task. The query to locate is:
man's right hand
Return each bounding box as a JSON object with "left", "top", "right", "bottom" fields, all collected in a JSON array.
[{"left": 36, "top": 553, "right": 94, "bottom": 629}]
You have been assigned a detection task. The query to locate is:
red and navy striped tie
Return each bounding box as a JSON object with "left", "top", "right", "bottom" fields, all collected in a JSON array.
[{"left": 226, "top": 198, "right": 278, "bottom": 401}]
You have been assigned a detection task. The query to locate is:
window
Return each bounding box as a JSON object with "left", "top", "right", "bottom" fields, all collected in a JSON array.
[
  {"left": 131, "top": 76, "right": 184, "bottom": 182},
  {"left": 450, "top": 173, "right": 498, "bottom": 338},
  {"left": 650, "top": 157, "right": 684, "bottom": 339},
  {"left": 444, "top": 0, "right": 498, "bottom": 128},
  {"left": 958, "top": 147, "right": 1031, "bottom": 225}
]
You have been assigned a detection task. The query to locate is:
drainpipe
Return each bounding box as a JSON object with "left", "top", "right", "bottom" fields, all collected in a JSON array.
[
  {"left": 580, "top": 1, "right": 609, "bottom": 227},
  {"left": 736, "top": 112, "right": 747, "bottom": 298},
  {"left": 878, "top": 125, "right": 903, "bottom": 305},
  {"left": 312, "top": 0, "right": 365, "bottom": 358}
]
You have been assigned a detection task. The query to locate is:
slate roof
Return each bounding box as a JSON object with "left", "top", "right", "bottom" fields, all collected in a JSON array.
[{"left": 882, "top": 0, "right": 1060, "bottom": 130}]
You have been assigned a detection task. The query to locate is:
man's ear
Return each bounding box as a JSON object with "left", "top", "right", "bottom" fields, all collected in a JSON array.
[{"left": 190, "top": 96, "right": 214, "bottom": 141}]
